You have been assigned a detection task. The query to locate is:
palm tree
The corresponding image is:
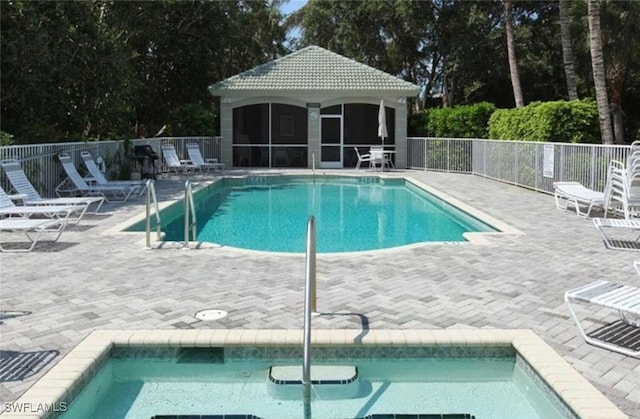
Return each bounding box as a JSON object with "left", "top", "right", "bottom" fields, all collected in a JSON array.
[
  {"left": 588, "top": 0, "right": 614, "bottom": 144},
  {"left": 505, "top": 0, "right": 524, "bottom": 108},
  {"left": 559, "top": 0, "right": 578, "bottom": 100}
]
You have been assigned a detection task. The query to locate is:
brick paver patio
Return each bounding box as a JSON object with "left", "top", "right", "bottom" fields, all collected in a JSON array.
[{"left": 0, "top": 169, "right": 638, "bottom": 418}]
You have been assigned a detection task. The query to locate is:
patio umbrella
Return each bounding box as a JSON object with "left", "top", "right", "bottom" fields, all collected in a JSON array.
[{"left": 378, "top": 99, "right": 388, "bottom": 145}]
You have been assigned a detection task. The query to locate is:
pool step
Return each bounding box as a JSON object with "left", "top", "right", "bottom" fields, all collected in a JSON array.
[
  {"left": 269, "top": 365, "right": 358, "bottom": 385},
  {"left": 267, "top": 365, "right": 361, "bottom": 399}
]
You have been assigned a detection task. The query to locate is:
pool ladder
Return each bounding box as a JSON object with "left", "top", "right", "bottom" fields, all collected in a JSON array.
[
  {"left": 183, "top": 180, "right": 197, "bottom": 249},
  {"left": 145, "top": 179, "right": 162, "bottom": 249}
]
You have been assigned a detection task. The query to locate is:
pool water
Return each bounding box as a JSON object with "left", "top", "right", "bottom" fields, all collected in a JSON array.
[
  {"left": 132, "top": 176, "right": 495, "bottom": 253},
  {"left": 60, "top": 355, "right": 566, "bottom": 419}
]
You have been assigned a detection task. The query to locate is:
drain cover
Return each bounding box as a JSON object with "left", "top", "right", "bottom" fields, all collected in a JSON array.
[{"left": 195, "top": 309, "right": 228, "bottom": 321}]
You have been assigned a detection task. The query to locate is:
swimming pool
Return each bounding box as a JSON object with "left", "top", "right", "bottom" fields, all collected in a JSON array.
[
  {"left": 126, "top": 175, "right": 499, "bottom": 253},
  {"left": 15, "top": 329, "right": 624, "bottom": 419}
]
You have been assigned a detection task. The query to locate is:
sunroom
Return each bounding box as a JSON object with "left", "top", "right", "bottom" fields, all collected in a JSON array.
[{"left": 208, "top": 46, "right": 419, "bottom": 169}]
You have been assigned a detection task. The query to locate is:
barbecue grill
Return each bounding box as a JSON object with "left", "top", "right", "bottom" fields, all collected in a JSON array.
[{"left": 132, "top": 145, "right": 158, "bottom": 179}]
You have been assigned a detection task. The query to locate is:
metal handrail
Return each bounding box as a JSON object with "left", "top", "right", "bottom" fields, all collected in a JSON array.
[
  {"left": 145, "top": 179, "right": 162, "bottom": 249},
  {"left": 302, "top": 215, "right": 317, "bottom": 400},
  {"left": 183, "top": 180, "right": 197, "bottom": 249}
]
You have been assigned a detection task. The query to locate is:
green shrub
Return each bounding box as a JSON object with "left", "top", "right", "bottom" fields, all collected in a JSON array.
[
  {"left": 0, "top": 131, "right": 14, "bottom": 146},
  {"left": 488, "top": 99, "right": 600, "bottom": 143},
  {"left": 425, "top": 102, "right": 496, "bottom": 138}
]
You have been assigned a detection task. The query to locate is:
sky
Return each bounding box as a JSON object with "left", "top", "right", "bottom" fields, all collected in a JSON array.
[{"left": 279, "top": 0, "right": 307, "bottom": 44}]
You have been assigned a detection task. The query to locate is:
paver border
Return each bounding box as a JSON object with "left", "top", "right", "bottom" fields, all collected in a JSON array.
[{"left": 0, "top": 329, "right": 627, "bottom": 419}]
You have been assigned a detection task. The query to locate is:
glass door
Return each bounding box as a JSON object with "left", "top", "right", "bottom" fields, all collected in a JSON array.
[{"left": 320, "top": 115, "right": 342, "bottom": 168}]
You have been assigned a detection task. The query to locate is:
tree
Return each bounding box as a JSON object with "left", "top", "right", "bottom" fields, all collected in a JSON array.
[
  {"left": 587, "top": 0, "right": 614, "bottom": 144},
  {"left": 504, "top": 0, "right": 524, "bottom": 107},
  {"left": 559, "top": 0, "right": 578, "bottom": 100}
]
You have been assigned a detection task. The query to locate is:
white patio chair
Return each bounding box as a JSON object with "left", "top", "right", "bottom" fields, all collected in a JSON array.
[
  {"left": 553, "top": 182, "right": 607, "bottom": 217},
  {"left": 186, "top": 143, "right": 224, "bottom": 172},
  {"left": 565, "top": 280, "right": 640, "bottom": 358},
  {"left": 56, "top": 153, "right": 136, "bottom": 203},
  {"left": 354, "top": 147, "right": 372, "bottom": 170},
  {"left": 80, "top": 151, "right": 146, "bottom": 195},
  {"left": 593, "top": 218, "right": 640, "bottom": 251},
  {"left": 0, "top": 217, "right": 67, "bottom": 253},
  {"left": 1, "top": 159, "right": 104, "bottom": 221},
  {"left": 0, "top": 186, "right": 76, "bottom": 222},
  {"left": 161, "top": 144, "right": 199, "bottom": 174}
]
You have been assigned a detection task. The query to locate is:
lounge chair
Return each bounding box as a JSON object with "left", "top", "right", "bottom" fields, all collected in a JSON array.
[
  {"left": 56, "top": 153, "right": 136, "bottom": 203},
  {"left": 354, "top": 147, "right": 371, "bottom": 170},
  {"left": 161, "top": 144, "right": 199, "bottom": 174},
  {"left": 1, "top": 159, "right": 104, "bottom": 222},
  {"left": 186, "top": 143, "right": 225, "bottom": 172},
  {"left": 80, "top": 151, "right": 146, "bottom": 195},
  {"left": 0, "top": 186, "right": 76, "bottom": 222},
  {"left": 565, "top": 280, "right": 640, "bottom": 358},
  {"left": 593, "top": 218, "right": 640, "bottom": 251},
  {"left": 553, "top": 182, "right": 607, "bottom": 217},
  {"left": 0, "top": 217, "right": 67, "bottom": 252}
]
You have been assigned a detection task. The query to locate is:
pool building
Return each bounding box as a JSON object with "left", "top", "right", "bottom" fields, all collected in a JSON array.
[{"left": 208, "top": 45, "right": 420, "bottom": 170}]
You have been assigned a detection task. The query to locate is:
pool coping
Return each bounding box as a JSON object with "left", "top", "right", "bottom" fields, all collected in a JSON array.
[
  {"left": 104, "top": 172, "right": 523, "bottom": 254},
  {"left": 0, "top": 329, "right": 627, "bottom": 419}
]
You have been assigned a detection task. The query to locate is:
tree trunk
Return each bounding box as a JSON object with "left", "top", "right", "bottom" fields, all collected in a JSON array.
[
  {"left": 587, "top": 0, "right": 614, "bottom": 144},
  {"left": 505, "top": 0, "right": 524, "bottom": 108},
  {"left": 559, "top": 0, "right": 578, "bottom": 100}
]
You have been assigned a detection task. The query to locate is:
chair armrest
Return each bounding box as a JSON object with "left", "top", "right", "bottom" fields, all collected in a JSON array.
[
  {"left": 205, "top": 158, "right": 219, "bottom": 163},
  {"left": 180, "top": 159, "right": 193, "bottom": 165},
  {"left": 84, "top": 176, "right": 97, "bottom": 185}
]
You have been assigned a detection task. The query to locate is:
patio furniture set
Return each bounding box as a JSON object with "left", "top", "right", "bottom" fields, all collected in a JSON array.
[{"left": 554, "top": 142, "right": 640, "bottom": 359}]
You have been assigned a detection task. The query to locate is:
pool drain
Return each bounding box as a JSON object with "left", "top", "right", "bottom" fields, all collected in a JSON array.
[{"left": 194, "top": 309, "right": 228, "bottom": 321}]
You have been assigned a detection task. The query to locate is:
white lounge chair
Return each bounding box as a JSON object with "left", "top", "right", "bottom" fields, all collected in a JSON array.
[
  {"left": 354, "top": 147, "right": 372, "bottom": 170},
  {"left": 186, "top": 143, "right": 224, "bottom": 172},
  {"left": 56, "top": 153, "right": 136, "bottom": 203},
  {"left": 0, "top": 186, "right": 76, "bottom": 222},
  {"left": 593, "top": 218, "right": 640, "bottom": 251},
  {"left": 0, "top": 217, "right": 67, "bottom": 252},
  {"left": 161, "top": 144, "right": 199, "bottom": 174},
  {"left": 80, "top": 151, "right": 146, "bottom": 195},
  {"left": 1, "top": 159, "right": 104, "bottom": 221},
  {"left": 553, "top": 182, "right": 607, "bottom": 217},
  {"left": 565, "top": 280, "right": 640, "bottom": 358}
]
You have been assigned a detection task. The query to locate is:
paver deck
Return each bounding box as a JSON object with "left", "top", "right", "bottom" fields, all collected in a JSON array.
[{"left": 0, "top": 169, "right": 638, "bottom": 418}]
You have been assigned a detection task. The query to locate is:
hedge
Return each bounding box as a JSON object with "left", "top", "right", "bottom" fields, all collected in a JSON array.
[
  {"left": 408, "top": 102, "right": 496, "bottom": 138},
  {"left": 488, "top": 99, "right": 600, "bottom": 143}
]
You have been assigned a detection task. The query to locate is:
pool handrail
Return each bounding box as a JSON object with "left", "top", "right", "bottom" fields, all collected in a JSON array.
[
  {"left": 302, "top": 215, "right": 316, "bottom": 401},
  {"left": 145, "top": 179, "right": 162, "bottom": 249},
  {"left": 183, "top": 180, "right": 197, "bottom": 249}
]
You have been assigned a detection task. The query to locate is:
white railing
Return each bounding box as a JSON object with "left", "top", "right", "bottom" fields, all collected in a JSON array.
[
  {"left": 0, "top": 137, "right": 220, "bottom": 198},
  {"left": 407, "top": 137, "right": 630, "bottom": 194}
]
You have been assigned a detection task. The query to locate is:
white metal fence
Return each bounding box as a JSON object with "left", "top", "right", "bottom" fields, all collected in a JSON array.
[
  {"left": 407, "top": 137, "right": 630, "bottom": 194},
  {"left": 0, "top": 136, "right": 630, "bottom": 198},
  {"left": 0, "top": 137, "right": 220, "bottom": 198}
]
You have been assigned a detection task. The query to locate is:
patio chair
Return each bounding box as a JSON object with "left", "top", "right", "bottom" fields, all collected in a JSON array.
[
  {"left": 565, "top": 280, "right": 640, "bottom": 358},
  {"left": 161, "top": 144, "right": 199, "bottom": 174},
  {"left": 56, "top": 153, "right": 136, "bottom": 203},
  {"left": 593, "top": 218, "right": 640, "bottom": 251},
  {"left": 0, "top": 217, "right": 67, "bottom": 253},
  {"left": 80, "top": 151, "right": 146, "bottom": 195},
  {"left": 186, "top": 143, "right": 225, "bottom": 172},
  {"left": 1, "top": 159, "right": 104, "bottom": 221},
  {"left": 354, "top": 147, "right": 372, "bottom": 170},
  {"left": 0, "top": 186, "right": 76, "bottom": 222},
  {"left": 553, "top": 182, "right": 607, "bottom": 217}
]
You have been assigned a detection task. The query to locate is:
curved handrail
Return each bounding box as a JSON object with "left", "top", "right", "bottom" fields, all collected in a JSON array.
[
  {"left": 302, "top": 215, "right": 316, "bottom": 398},
  {"left": 145, "top": 179, "right": 162, "bottom": 249},
  {"left": 183, "top": 180, "right": 197, "bottom": 249}
]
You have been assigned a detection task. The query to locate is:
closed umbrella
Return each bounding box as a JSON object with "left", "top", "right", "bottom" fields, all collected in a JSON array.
[
  {"left": 377, "top": 100, "right": 389, "bottom": 171},
  {"left": 378, "top": 99, "right": 388, "bottom": 144}
]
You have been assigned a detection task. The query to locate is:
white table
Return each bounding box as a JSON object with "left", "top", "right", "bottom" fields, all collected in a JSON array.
[{"left": 369, "top": 148, "right": 395, "bottom": 172}]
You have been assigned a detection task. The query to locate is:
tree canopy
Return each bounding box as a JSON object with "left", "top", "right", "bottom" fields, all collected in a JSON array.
[{"left": 1, "top": 0, "right": 639, "bottom": 144}]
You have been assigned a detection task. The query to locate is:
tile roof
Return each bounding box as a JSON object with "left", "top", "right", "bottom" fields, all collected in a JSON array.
[{"left": 209, "top": 45, "right": 419, "bottom": 95}]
